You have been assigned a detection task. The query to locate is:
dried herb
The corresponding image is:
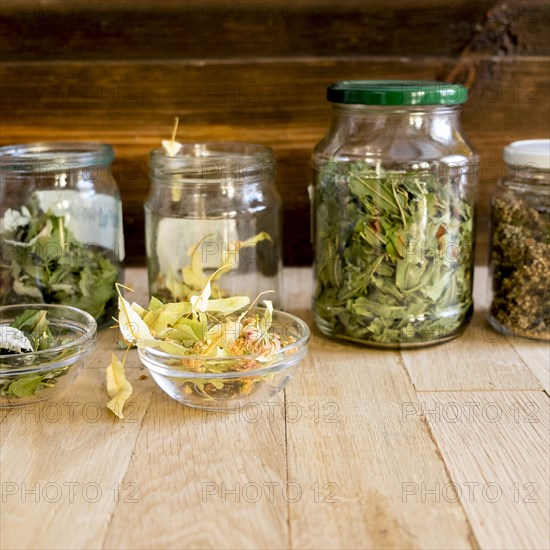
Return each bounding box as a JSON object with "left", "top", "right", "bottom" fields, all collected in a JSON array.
[
  {"left": 314, "top": 161, "right": 474, "bottom": 345},
  {"left": 153, "top": 231, "right": 272, "bottom": 302},
  {"left": 0, "top": 309, "right": 70, "bottom": 398},
  {"left": 490, "top": 191, "right": 549, "bottom": 339},
  {"left": 106, "top": 351, "right": 133, "bottom": 419},
  {"left": 109, "top": 259, "right": 291, "bottom": 413},
  {"left": 161, "top": 116, "right": 183, "bottom": 157},
  {"left": 0, "top": 198, "right": 118, "bottom": 323}
]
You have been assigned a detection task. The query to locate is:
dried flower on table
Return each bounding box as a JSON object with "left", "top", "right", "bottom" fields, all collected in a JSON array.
[{"left": 107, "top": 235, "right": 290, "bottom": 414}]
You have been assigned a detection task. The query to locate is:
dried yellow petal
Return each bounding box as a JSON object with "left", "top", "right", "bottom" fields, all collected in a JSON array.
[
  {"left": 118, "top": 289, "right": 153, "bottom": 344},
  {"left": 106, "top": 353, "right": 133, "bottom": 419}
]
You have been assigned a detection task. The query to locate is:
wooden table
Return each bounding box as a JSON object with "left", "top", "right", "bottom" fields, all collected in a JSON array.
[{"left": 1, "top": 267, "right": 548, "bottom": 550}]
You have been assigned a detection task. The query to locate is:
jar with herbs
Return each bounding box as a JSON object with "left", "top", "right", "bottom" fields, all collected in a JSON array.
[
  {"left": 145, "top": 142, "right": 283, "bottom": 308},
  {"left": 312, "top": 81, "right": 478, "bottom": 348},
  {"left": 0, "top": 142, "right": 124, "bottom": 326},
  {"left": 488, "top": 139, "right": 549, "bottom": 341}
]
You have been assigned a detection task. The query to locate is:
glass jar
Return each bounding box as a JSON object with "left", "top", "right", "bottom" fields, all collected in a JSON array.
[
  {"left": 488, "top": 139, "right": 550, "bottom": 341},
  {"left": 312, "top": 81, "right": 478, "bottom": 348},
  {"left": 145, "top": 142, "right": 283, "bottom": 308},
  {"left": 0, "top": 142, "right": 124, "bottom": 325}
]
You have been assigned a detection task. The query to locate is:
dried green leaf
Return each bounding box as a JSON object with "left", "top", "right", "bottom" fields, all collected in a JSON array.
[
  {"left": 1, "top": 198, "right": 118, "bottom": 323},
  {"left": 314, "top": 161, "right": 474, "bottom": 344},
  {"left": 8, "top": 374, "right": 45, "bottom": 397}
]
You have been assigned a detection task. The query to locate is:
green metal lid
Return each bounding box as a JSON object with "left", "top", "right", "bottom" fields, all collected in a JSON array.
[{"left": 327, "top": 80, "right": 467, "bottom": 105}]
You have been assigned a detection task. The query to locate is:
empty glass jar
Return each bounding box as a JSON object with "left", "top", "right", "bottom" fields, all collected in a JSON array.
[
  {"left": 0, "top": 142, "right": 124, "bottom": 325},
  {"left": 312, "top": 81, "right": 478, "bottom": 347},
  {"left": 145, "top": 142, "right": 283, "bottom": 308},
  {"left": 489, "top": 139, "right": 550, "bottom": 340}
]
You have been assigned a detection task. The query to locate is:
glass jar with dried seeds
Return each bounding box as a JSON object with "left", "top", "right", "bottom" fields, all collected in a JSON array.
[{"left": 489, "top": 139, "right": 550, "bottom": 341}]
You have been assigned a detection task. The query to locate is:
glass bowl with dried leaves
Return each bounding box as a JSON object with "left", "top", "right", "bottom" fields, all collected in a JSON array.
[
  {"left": 0, "top": 304, "right": 97, "bottom": 407},
  {"left": 135, "top": 306, "right": 310, "bottom": 411}
]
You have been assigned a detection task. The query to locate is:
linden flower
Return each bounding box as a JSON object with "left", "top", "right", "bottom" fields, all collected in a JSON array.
[
  {"left": 253, "top": 334, "right": 281, "bottom": 355},
  {"left": 242, "top": 322, "right": 262, "bottom": 342},
  {"left": 182, "top": 359, "right": 205, "bottom": 373},
  {"left": 240, "top": 378, "right": 254, "bottom": 395}
]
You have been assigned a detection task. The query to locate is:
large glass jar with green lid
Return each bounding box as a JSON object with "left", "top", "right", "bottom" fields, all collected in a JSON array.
[{"left": 312, "top": 81, "right": 478, "bottom": 348}]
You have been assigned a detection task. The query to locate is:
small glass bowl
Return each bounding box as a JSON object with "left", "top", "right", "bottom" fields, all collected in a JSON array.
[
  {"left": 138, "top": 308, "right": 310, "bottom": 411},
  {"left": 0, "top": 304, "right": 97, "bottom": 407}
]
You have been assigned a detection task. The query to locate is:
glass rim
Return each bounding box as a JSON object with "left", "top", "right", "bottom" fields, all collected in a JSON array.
[
  {"left": 151, "top": 141, "right": 274, "bottom": 164},
  {"left": 150, "top": 142, "right": 275, "bottom": 183},
  {"left": 0, "top": 142, "right": 114, "bottom": 170},
  {"left": 137, "top": 308, "right": 310, "bottom": 378},
  {"left": 0, "top": 304, "right": 97, "bottom": 366}
]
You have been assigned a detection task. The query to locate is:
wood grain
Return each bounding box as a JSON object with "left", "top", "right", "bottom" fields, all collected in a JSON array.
[
  {"left": 1, "top": 57, "right": 548, "bottom": 265},
  {"left": 284, "top": 341, "right": 476, "bottom": 549},
  {"left": 508, "top": 342, "right": 550, "bottom": 395},
  {"left": 1, "top": 267, "right": 549, "bottom": 549},
  {"left": 104, "top": 389, "right": 288, "bottom": 549},
  {"left": 400, "top": 309, "right": 544, "bottom": 392},
  {"left": 419, "top": 391, "right": 550, "bottom": 550},
  {"left": 0, "top": 367, "right": 155, "bottom": 550},
  {"left": 2, "top": 0, "right": 548, "bottom": 62}
]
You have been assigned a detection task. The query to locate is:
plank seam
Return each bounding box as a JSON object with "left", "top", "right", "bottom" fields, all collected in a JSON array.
[
  {"left": 98, "top": 391, "right": 155, "bottom": 550},
  {"left": 414, "top": 388, "right": 548, "bottom": 393},
  {"left": 1, "top": 55, "right": 548, "bottom": 69},
  {"left": 283, "top": 388, "right": 292, "bottom": 550},
  {"left": 396, "top": 352, "right": 482, "bottom": 549}
]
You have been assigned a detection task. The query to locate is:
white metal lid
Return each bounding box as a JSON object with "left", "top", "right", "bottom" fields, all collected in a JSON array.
[{"left": 503, "top": 139, "right": 550, "bottom": 169}]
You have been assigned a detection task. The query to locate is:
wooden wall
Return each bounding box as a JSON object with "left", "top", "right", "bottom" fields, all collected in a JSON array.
[{"left": 1, "top": 0, "right": 549, "bottom": 265}]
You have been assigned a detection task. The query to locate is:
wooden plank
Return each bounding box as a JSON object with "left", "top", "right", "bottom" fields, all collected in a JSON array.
[
  {"left": 284, "top": 338, "right": 476, "bottom": 549},
  {"left": 2, "top": 57, "right": 548, "bottom": 123},
  {"left": 400, "top": 308, "right": 544, "bottom": 391},
  {"left": 103, "top": 386, "right": 288, "bottom": 549},
  {"left": 280, "top": 268, "right": 475, "bottom": 548},
  {"left": 2, "top": 0, "right": 547, "bottom": 61},
  {"left": 0, "top": 268, "right": 149, "bottom": 547},
  {"left": 508, "top": 342, "right": 550, "bottom": 394},
  {"left": 1, "top": 57, "right": 548, "bottom": 266},
  {"left": 100, "top": 267, "right": 288, "bottom": 548},
  {"left": 418, "top": 391, "right": 550, "bottom": 550},
  {"left": 0, "top": 366, "right": 155, "bottom": 550},
  {"left": 1, "top": 267, "right": 548, "bottom": 549}
]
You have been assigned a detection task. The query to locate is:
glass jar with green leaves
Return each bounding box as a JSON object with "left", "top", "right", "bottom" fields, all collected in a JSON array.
[
  {"left": 313, "top": 81, "right": 478, "bottom": 348},
  {"left": 0, "top": 142, "right": 124, "bottom": 326}
]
